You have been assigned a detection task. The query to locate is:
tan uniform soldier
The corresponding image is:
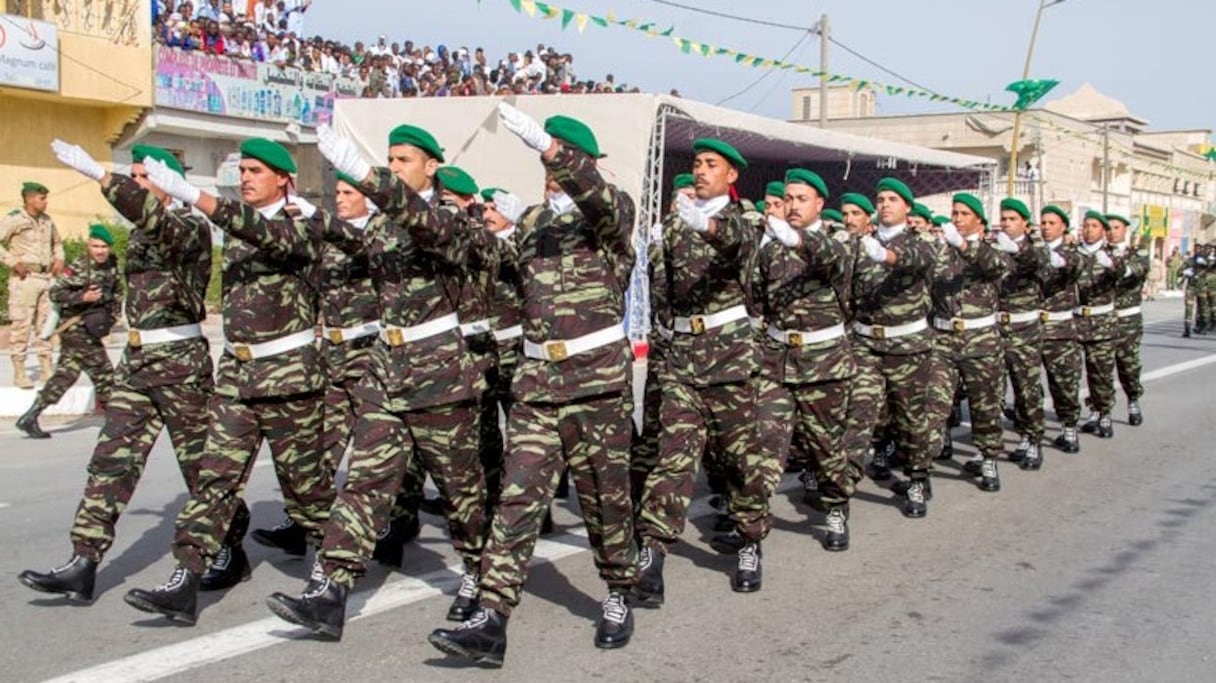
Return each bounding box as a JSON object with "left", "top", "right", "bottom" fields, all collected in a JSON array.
[{"left": 0, "top": 182, "right": 65, "bottom": 388}]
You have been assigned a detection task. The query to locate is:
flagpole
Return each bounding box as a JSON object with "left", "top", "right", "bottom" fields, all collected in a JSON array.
[{"left": 1007, "top": 0, "right": 1061, "bottom": 197}]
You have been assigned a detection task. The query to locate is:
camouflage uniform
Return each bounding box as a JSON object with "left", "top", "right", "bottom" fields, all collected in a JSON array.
[
  {"left": 1039, "top": 239, "right": 1084, "bottom": 432},
  {"left": 482, "top": 230, "right": 523, "bottom": 504},
  {"left": 171, "top": 197, "right": 336, "bottom": 576},
  {"left": 1113, "top": 241, "right": 1149, "bottom": 403},
  {"left": 477, "top": 145, "right": 638, "bottom": 616},
  {"left": 636, "top": 201, "right": 759, "bottom": 551},
  {"left": 318, "top": 171, "right": 486, "bottom": 586},
  {"left": 836, "top": 232, "right": 881, "bottom": 485},
  {"left": 754, "top": 220, "right": 855, "bottom": 522},
  {"left": 38, "top": 253, "right": 120, "bottom": 407},
  {"left": 998, "top": 236, "right": 1049, "bottom": 446},
  {"left": 68, "top": 175, "right": 215, "bottom": 561},
  {"left": 921, "top": 235, "right": 958, "bottom": 459},
  {"left": 1075, "top": 242, "right": 1124, "bottom": 417},
  {"left": 1199, "top": 249, "right": 1216, "bottom": 331},
  {"left": 929, "top": 237, "right": 1012, "bottom": 460},
  {"left": 631, "top": 219, "right": 672, "bottom": 501},
  {"left": 0, "top": 206, "right": 63, "bottom": 375}
]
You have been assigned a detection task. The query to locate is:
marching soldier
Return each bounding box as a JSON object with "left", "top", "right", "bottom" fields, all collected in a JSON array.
[
  {"left": 1038, "top": 206, "right": 1085, "bottom": 453},
  {"left": 1075, "top": 211, "right": 1124, "bottom": 440},
  {"left": 1106, "top": 213, "right": 1148, "bottom": 426},
  {"left": 15, "top": 224, "right": 119, "bottom": 438},
  {"left": 1, "top": 181, "right": 64, "bottom": 388},
  {"left": 429, "top": 103, "right": 639, "bottom": 664},
  {"left": 762, "top": 180, "right": 786, "bottom": 219},
  {"left": 17, "top": 142, "right": 214, "bottom": 602},
  {"left": 122, "top": 139, "right": 339, "bottom": 625},
  {"left": 837, "top": 193, "right": 882, "bottom": 488}
]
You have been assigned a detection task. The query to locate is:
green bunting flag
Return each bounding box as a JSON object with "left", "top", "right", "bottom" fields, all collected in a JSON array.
[{"left": 1006, "top": 79, "right": 1060, "bottom": 110}]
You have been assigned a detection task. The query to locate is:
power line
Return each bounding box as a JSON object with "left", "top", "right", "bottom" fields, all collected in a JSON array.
[
  {"left": 648, "top": 0, "right": 815, "bottom": 32},
  {"left": 715, "top": 31, "right": 812, "bottom": 107},
  {"left": 827, "top": 36, "right": 939, "bottom": 94}
]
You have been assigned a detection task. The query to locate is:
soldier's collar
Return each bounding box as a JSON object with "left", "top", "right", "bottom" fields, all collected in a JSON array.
[
  {"left": 348, "top": 213, "right": 373, "bottom": 230},
  {"left": 692, "top": 194, "right": 729, "bottom": 218},
  {"left": 803, "top": 219, "right": 823, "bottom": 234},
  {"left": 256, "top": 197, "right": 287, "bottom": 219},
  {"left": 419, "top": 187, "right": 435, "bottom": 203},
  {"left": 876, "top": 223, "right": 906, "bottom": 243},
  {"left": 493, "top": 225, "right": 516, "bottom": 241},
  {"left": 1079, "top": 238, "right": 1106, "bottom": 255},
  {"left": 1046, "top": 236, "right": 1064, "bottom": 250}
]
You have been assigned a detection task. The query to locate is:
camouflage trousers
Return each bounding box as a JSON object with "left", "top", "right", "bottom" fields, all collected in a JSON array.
[
  {"left": 1041, "top": 338, "right": 1082, "bottom": 426},
  {"left": 172, "top": 392, "right": 331, "bottom": 575},
  {"left": 1081, "top": 337, "right": 1118, "bottom": 415},
  {"left": 841, "top": 348, "right": 884, "bottom": 485},
  {"left": 478, "top": 362, "right": 515, "bottom": 511},
  {"left": 922, "top": 339, "right": 958, "bottom": 457},
  {"left": 322, "top": 380, "right": 358, "bottom": 478},
  {"left": 69, "top": 382, "right": 213, "bottom": 562},
  {"left": 857, "top": 348, "right": 937, "bottom": 480},
  {"left": 756, "top": 375, "right": 851, "bottom": 511},
  {"left": 320, "top": 388, "right": 485, "bottom": 587},
  {"left": 478, "top": 393, "right": 637, "bottom": 617},
  {"left": 629, "top": 350, "right": 666, "bottom": 505},
  {"left": 1115, "top": 317, "right": 1144, "bottom": 401},
  {"left": 1001, "top": 324, "right": 1045, "bottom": 441},
  {"left": 636, "top": 379, "right": 760, "bottom": 549},
  {"left": 937, "top": 347, "right": 1007, "bottom": 458},
  {"left": 40, "top": 328, "right": 113, "bottom": 406}
]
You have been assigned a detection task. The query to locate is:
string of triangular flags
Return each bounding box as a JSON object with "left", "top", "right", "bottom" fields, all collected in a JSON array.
[
  {"left": 484, "top": 0, "right": 1012, "bottom": 112},
  {"left": 1026, "top": 113, "right": 1214, "bottom": 181}
]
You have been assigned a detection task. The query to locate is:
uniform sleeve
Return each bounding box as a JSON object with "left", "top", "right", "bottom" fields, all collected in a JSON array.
[
  {"left": 210, "top": 197, "right": 319, "bottom": 264},
  {"left": 0, "top": 215, "right": 18, "bottom": 268},
  {"left": 544, "top": 145, "right": 633, "bottom": 262},
  {"left": 960, "top": 240, "right": 1012, "bottom": 280},
  {"left": 891, "top": 234, "right": 935, "bottom": 275},
  {"left": 363, "top": 167, "right": 464, "bottom": 265},
  {"left": 50, "top": 218, "right": 64, "bottom": 262},
  {"left": 793, "top": 226, "right": 845, "bottom": 276},
  {"left": 698, "top": 208, "right": 744, "bottom": 259},
  {"left": 49, "top": 259, "right": 91, "bottom": 306},
  {"left": 104, "top": 174, "right": 211, "bottom": 261},
  {"left": 311, "top": 208, "right": 368, "bottom": 257}
]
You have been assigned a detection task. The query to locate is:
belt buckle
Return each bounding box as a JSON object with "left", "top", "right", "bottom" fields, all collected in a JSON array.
[
  {"left": 952, "top": 319, "right": 966, "bottom": 334},
  {"left": 787, "top": 332, "right": 803, "bottom": 347},
  {"left": 127, "top": 330, "right": 142, "bottom": 348},
  {"left": 328, "top": 329, "right": 344, "bottom": 344},
  {"left": 999, "top": 312, "right": 1011, "bottom": 326},
  {"left": 872, "top": 324, "right": 886, "bottom": 340},
  {"left": 1082, "top": 306, "right": 1092, "bottom": 317},
  {"left": 689, "top": 316, "right": 706, "bottom": 335},
  {"left": 1039, "top": 311, "right": 1050, "bottom": 323},
  {"left": 546, "top": 341, "right": 568, "bottom": 361},
  {"left": 233, "top": 344, "right": 254, "bottom": 362},
  {"left": 385, "top": 328, "right": 404, "bottom": 347}
]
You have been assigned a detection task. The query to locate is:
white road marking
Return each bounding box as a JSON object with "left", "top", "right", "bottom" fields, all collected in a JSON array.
[{"left": 0, "top": 502, "right": 10, "bottom": 509}]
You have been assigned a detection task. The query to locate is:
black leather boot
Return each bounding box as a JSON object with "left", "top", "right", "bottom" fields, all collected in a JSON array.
[
  {"left": 1097, "top": 413, "right": 1114, "bottom": 438},
  {"left": 709, "top": 529, "right": 746, "bottom": 555},
  {"left": 630, "top": 545, "right": 664, "bottom": 608},
  {"left": 16, "top": 397, "right": 51, "bottom": 439},
  {"left": 1080, "top": 411, "right": 1099, "bottom": 434},
  {"left": 200, "top": 545, "right": 251, "bottom": 591},
  {"left": 902, "top": 480, "right": 928, "bottom": 518},
  {"left": 1128, "top": 400, "right": 1143, "bottom": 426},
  {"left": 266, "top": 575, "right": 348, "bottom": 640},
  {"left": 251, "top": 517, "right": 308, "bottom": 557},
  {"left": 594, "top": 590, "right": 633, "bottom": 649},
  {"left": 1053, "top": 425, "right": 1080, "bottom": 453},
  {"left": 18, "top": 554, "right": 97, "bottom": 602},
  {"left": 823, "top": 505, "right": 849, "bottom": 552},
  {"left": 447, "top": 572, "right": 481, "bottom": 622},
  {"left": 124, "top": 566, "right": 199, "bottom": 624},
  {"left": 867, "top": 444, "right": 892, "bottom": 481},
  {"left": 731, "top": 542, "right": 762, "bottom": 593},
  {"left": 978, "top": 458, "right": 1001, "bottom": 492},
  {"left": 1019, "top": 442, "right": 1043, "bottom": 471},
  {"left": 372, "top": 515, "right": 420, "bottom": 569},
  {"left": 429, "top": 607, "right": 508, "bottom": 667},
  {"left": 1183, "top": 322, "right": 1192, "bottom": 338}
]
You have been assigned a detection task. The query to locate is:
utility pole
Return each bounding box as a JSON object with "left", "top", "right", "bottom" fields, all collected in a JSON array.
[
  {"left": 818, "top": 14, "right": 829, "bottom": 128},
  {"left": 1008, "top": 0, "right": 1064, "bottom": 197},
  {"left": 1101, "top": 123, "right": 1110, "bottom": 213}
]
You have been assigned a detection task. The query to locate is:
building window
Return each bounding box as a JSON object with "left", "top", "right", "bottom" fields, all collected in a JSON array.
[{"left": 802, "top": 96, "right": 811, "bottom": 121}]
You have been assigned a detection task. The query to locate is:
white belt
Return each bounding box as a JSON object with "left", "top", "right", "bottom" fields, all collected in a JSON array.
[
  {"left": 380, "top": 312, "right": 460, "bottom": 347},
  {"left": 1072, "top": 303, "right": 1116, "bottom": 318},
  {"left": 933, "top": 314, "right": 997, "bottom": 334},
  {"left": 671, "top": 304, "right": 750, "bottom": 335},
  {"left": 767, "top": 322, "right": 846, "bottom": 347},
  {"left": 322, "top": 320, "right": 381, "bottom": 344},
  {"left": 524, "top": 323, "right": 625, "bottom": 362},
  {"left": 224, "top": 329, "right": 315, "bottom": 362},
  {"left": 1040, "top": 309, "right": 1074, "bottom": 323},
  {"left": 852, "top": 319, "right": 929, "bottom": 340},
  {"left": 1116, "top": 305, "right": 1142, "bottom": 318},
  {"left": 998, "top": 310, "right": 1042, "bottom": 325},
  {"left": 460, "top": 318, "right": 492, "bottom": 337},
  {"left": 127, "top": 323, "right": 203, "bottom": 348},
  {"left": 493, "top": 324, "right": 523, "bottom": 342}
]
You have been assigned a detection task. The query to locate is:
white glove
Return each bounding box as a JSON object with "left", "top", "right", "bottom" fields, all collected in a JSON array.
[
  {"left": 648, "top": 222, "right": 663, "bottom": 244},
  {"left": 51, "top": 139, "right": 105, "bottom": 181},
  {"left": 1183, "top": 267, "right": 1195, "bottom": 278},
  {"left": 1048, "top": 250, "right": 1066, "bottom": 269},
  {"left": 491, "top": 190, "right": 525, "bottom": 225},
  {"left": 993, "top": 231, "right": 1020, "bottom": 254},
  {"left": 1197, "top": 256, "right": 1208, "bottom": 266},
  {"left": 676, "top": 194, "right": 709, "bottom": 233},
  {"left": 317, "top": 124, "right": 371, "bottom": 181},
  {"left": 498, "top": 102, "right": 552, "bottom": 153},
  {"left": 940, "top": 222, "right": 964, "bottom": 248},
  {"left": 144, "top": 158, "right": 200, "bottom": 205},
  {"left": 1094, "top": 250, "right": 1113, "bottom": 269},
  {"left": 766, "top": 215, "right": 801, "bottom": 248},
  {"left": 861, "top": 235, "right": 889, "bottom": 263},
  {"left": 288, "top": 194, "right": 317, "bottom": 219}
]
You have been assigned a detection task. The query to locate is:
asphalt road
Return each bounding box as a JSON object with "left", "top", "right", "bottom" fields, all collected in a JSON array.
[{"left": 3, "top": 299, "right": 1214, "bottom": 683}]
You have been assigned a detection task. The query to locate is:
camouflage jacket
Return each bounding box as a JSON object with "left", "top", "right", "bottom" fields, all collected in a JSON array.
[
  {"left": 997, "top": 235, "right": 1050, "bottom": 329},
  {"left": 312, "top": 211, "right": 380, "bottom": 385},
  {"left": 104, "top": 174, "right": 214, "bottom": 389},
  {"left": 756, "top": 221, "right": 855, "bottom": 384},
  {"left": 511, "top": 145, "right": 636, "bottom": 404},
  {"left": 930, "top": 237, "right": 1012, "bottom": 359},
  {"left": 51, "top": 253, "right": 122, "bottom": 340},
  {"left": 1112, "top": 242, "right": 1149, "bottom": 310},
  {"left": 1040, "top": 240, "right": 1082, "bottom": 341},
  {"left": 211, "top": 197, "right": 332, "bottom": 400},
  {"left": 457, "top": 203, "right": 500, "bottom": 389},
  {"left": 489, "top": 227, "right": 523, "bottom": 368},
  {"left": 850, "top": 227, "right": 936, "bottom": 355},
  {"left": 357, "top": 169, "right": 476, "bottom": 410},
  {"left": 1074, "top": 241, "right": 1124, "bottom": 342},
  {"left": 658, "top": 200, "right": 757, "bottom": 387}
]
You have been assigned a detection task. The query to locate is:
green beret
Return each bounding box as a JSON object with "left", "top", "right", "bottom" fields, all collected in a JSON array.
[
  {"left": 932, "top": 215, "right": 950, "bottom": 226},
  {"left": 1000, "top": 197, "right": 1031, "bottom": 221},
  {"left": 840, "top": 192, "right": 874, "bottom": 215},
  {"left": 132, "top": 144, "right": 184, "bottom": 177},
  {"left": 784, "top": 168, "right": 829, "bottom": 199},
  {"left": 21, "top": 181, "right": 49, "bottom": 195},
  {"left": 672, "top": 173, "right": 695, "bottom": 191},
  {"left": 764, "top": 181, "right": 786, "bottom": 199},
  {"left": 755, "top": 200, "right": 766, "bottom": 213},
  {"left": 1105, "top": 213, "right": 1131, "bottom": 227},
  {"left": 480, "top": 187, "right": 504, "bottom": 202},
  {"left": 952, "top": 192, "right": 986, "bottom": 224},
  {"left": 1084, "top": 209, "right": 1110, "bottom": 230},
  {"left": 691, "top": 137, "right": 746, "bottom": 169},
  {"left": 436, "top": 165, "right": 478, "bottom": 197},
  {"left": 876, "top": 177, "right": 914, "bottom": 206},
  {"left": 335, "top": 171, "right": 367, "bottom": 194},
  {"left": 911, "top": 202, "right": 934, "bottom": 222},
  {"left": 821, "top": 208, "right": 844, "bottom": 224},
  {"left": 1041, "top": 204, "right": 1070, "bottom": 227},
  {"left": 389, "top": 124, "right": 445, "bottom": 162},
  {"left": 88, "top": 223, "right": 114, "bottom": 246},
  {"left": 240, "top": 137, "right": 297, "bottom": 174},
  {"left": 545, "top": 115, "right": 602, "bottom": 158}
]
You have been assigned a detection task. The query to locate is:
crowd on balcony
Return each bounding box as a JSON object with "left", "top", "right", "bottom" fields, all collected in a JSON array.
[{"left": 153, "top": 0, "right": 646, "bottom": 98}]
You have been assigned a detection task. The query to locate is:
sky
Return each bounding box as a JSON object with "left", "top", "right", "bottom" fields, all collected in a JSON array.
[{"left": 306, "top": 0, "right": 1214, "bottom": 134}]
